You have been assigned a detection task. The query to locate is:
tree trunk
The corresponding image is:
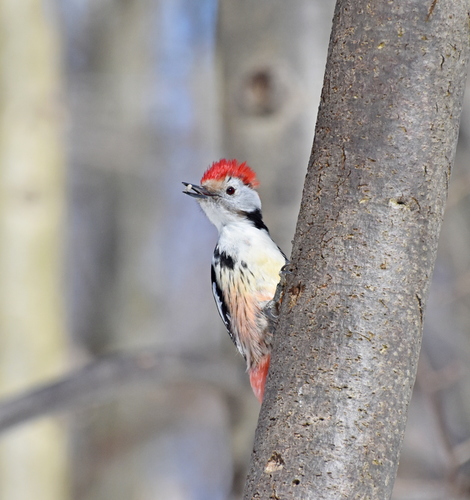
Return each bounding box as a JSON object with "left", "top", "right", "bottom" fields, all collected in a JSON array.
[
  {"left": 244, "top": 0, "right": 469, "bottom": 498},
  {"left": 0, "top": 1, "right": 68, "bottom": 500}
]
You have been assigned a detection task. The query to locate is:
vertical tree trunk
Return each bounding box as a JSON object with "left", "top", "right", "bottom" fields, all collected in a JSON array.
[
  {"left": 0, "top": 1, "right": 68, "bottom": 499},
  {"left": 244, "top": 0, "right": 469, "bottom": 498}
]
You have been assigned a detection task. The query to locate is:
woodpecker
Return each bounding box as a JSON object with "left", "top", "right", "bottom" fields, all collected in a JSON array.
[{"left": 183, "top": 159, "right": 287, "bottom": 402}]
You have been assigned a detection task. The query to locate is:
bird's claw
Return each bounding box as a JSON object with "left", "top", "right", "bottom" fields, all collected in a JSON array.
[
  {"left": 280, "top": 263, "right": 292, "bottom": 276},
  {"left": 264, "top": 262, "right": 292, "bottom": 327}
]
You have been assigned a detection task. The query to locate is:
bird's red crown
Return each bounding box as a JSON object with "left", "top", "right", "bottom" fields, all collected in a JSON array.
[{"left": 201, "top": 159, "right": 259, "bottom": 188}]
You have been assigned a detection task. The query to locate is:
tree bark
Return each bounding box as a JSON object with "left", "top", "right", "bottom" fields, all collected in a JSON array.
[{"left": 244, "top": 0, "right": 469, "bottom": 498}]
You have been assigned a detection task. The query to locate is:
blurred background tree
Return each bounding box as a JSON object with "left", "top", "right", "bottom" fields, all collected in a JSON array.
[
  {"left": 0, "top": 1, "right": 68, "bottom": 499},
  {"left": 0, "top": 0, "right": 468, "bottom": 499}
]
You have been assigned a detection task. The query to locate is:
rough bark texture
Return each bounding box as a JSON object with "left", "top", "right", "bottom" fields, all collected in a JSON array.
[{"left": 244, "top": 1, "right": 469, "bottom": 499}]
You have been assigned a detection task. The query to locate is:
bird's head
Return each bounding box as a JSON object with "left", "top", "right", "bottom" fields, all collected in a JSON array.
[{"left": 183, "top": 159, "right": 262, "bottom": 231}]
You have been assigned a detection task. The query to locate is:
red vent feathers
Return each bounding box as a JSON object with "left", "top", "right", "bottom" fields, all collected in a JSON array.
[{"left": 201, "top": 159, "right": 259, "bottom": 188}]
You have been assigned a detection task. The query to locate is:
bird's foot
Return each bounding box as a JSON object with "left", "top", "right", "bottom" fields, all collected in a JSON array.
[{"left": 265, "top": 263, "right": 292, "bottom": 325}]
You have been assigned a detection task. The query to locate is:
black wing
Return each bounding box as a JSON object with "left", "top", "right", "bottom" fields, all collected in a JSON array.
[{"left": 210, "top": 264, "right": 237, "bottom": 346}]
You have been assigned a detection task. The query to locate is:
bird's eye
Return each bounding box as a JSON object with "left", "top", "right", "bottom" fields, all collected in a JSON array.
[{"left": 226, "top": 186, "right": 236, "bottom": 195}]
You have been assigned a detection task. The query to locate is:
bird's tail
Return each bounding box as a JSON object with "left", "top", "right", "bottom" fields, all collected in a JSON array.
[{"left": 249, "top": 354, "right": 271, "bottom": 403}]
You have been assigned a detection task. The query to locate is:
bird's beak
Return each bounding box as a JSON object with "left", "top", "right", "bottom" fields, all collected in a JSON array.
[{"left": 182, "top": 182, "right": 214, "bottom": 199}]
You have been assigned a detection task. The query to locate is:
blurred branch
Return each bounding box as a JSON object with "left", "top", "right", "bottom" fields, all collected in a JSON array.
[
  {"left": 0, "top": 349, "right": 240, "bottom": 434},
  {"left": 454, "top": 438, "right": 470, "bottom": 468},
  {"left": 417, "top": 354, "right": 470, "bottom": 495},
  {"left": 393, "top": 478, "right": 454, "bottom": 499},
  {"left": 432, "top": 268, "right": 470, "bottom": 306},
  {"left": 446, "top": 173, "right": 470, "bottom": 209},
  {"left": 417, "top": 355, "right": 466, "bottom": 394}
]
